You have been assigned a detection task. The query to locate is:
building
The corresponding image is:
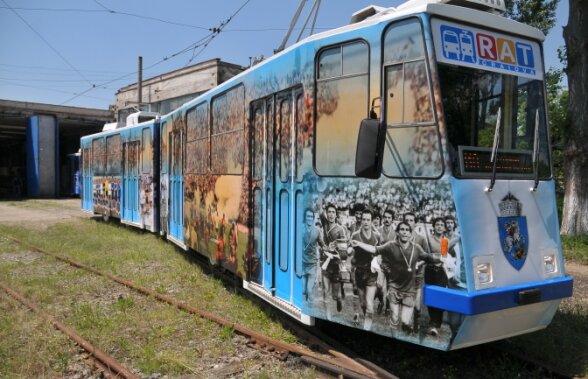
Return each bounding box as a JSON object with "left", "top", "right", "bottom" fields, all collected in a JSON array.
[
  {"left": 0, "top": 58, "right": 245, "bottom": 199},
  {"left": 0, "top": 100, "right": 113, "bottom": 198},
  {"left": 114, "top": 58, "right": 245, "bottom": 124}
]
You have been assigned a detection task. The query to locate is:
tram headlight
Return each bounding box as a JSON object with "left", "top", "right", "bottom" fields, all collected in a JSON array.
[
  {"left": 473, "top": 255, "right": 495, "bottom": 290},
  {"left": 542, "top": 250, "right": 559, "bottom": 277}
]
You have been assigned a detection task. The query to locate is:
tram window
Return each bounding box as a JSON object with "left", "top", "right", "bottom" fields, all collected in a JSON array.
[
  {"left": 211, "top": 85, "right": 244, "bottom": 175},
  {"left": 381, "top": 19, "right": 441, "bottom": 178},
  {"left": 315, "top": 40, "right": 369, "bottom": 176},
  {"left": 279, "top": 190, "right": 289, "bottom": 271},
  {"left": 161, "top": 122, "right": 168, "bottom": 174},
  {"left": 142, "top": 128, "right": 152, "bottom": 174},
  {"left": 383, "top": 19, "right": 425, "bottom": 63},
  {"left": 439, "top": 65, "right": 551, "bottom": 178},
  {"left": 318, "top": 48, "right": 340, "bottom": 79},
  {"left": 127, "top": 141, "right": 140, "bottom": 174},
  {"left": 266, "top": 101, "right": 274, "bottom": 178},
  {"left": 92, "top": 138, "right": 106, "bottom": 175},
  {"left": 385, "top": 61, "right": 433, "bottom": 125},
  {"left": 187, "top": 102, "right": 208, "bottom": 141},
  {"left": 295, "top": 93, "right": 304, "bottom": 183},
  {"left": 82, "top": 148, "right": 91, "bottom": 175},
  {"left": 106, "top": 134, "right": 122, "bottom": 175},
  {"left": 186, "top": 102, "right": 209, "bottom": 174},
  {"left": 279, "top": 96, "right": 292, "bottom": 183},
  {"left": 252, "top": 106, "right": 264, "bottom": 181}
]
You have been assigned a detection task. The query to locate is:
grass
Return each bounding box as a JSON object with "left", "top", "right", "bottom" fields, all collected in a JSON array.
[
  {"left": 1, "top": 201, "right": 587, "bottom": 378},
  {"left": 562, "top": 234, "right": 588, "bottom": 264},
  {"left": 0, "top": 218, "right": 307, "bottom": 378}
]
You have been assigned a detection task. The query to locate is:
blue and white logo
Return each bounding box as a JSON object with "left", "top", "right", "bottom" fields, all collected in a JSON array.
[
  {"left": 441, "top": 25, "right": 477, "bottom": 63},
  {"left": 497, "top": 193, "right": 529, "bottom": 271},
  {"left": 432, "top": 19, "right": 543, "bottom": 80}
]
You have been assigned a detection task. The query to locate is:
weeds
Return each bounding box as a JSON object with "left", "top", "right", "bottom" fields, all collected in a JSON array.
[
  {"left": 1, "top": 200, "right": 587, "bottom": 378},
  {"left": 0, "top": 214, "right": 299, "bottom": 378},
  {"left": 562, "top": 234, "right": 588, "bottom": 264}
]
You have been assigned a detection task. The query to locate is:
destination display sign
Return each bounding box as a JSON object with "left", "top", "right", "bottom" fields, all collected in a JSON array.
[
  {"left": 459, "top": 146, "right": 534, "bottom": 176},
  {"left": 431, "top": 19, "right": 543, "bottom": 80}
]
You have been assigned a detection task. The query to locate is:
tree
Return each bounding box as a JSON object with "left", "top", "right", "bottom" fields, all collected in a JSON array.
[
  {"left": 504, "top": 0, "right": 559, "bottom": 34},
  {"left": 560, "top": 0, "right": 588, "bottom": 235},
  {"left": 544, "top": 69, "right": 569, "bottom": 195}
]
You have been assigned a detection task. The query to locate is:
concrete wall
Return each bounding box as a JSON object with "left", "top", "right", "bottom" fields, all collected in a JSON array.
[
  {"left": 114, "top": 58, "right": 245, "bottom": 121},
  {"left": 26, "top": 115, "right": 58, "bottom": 198}
]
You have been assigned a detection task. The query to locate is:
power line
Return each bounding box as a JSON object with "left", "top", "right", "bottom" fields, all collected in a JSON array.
[
  {"left": 0, "top": 80, "right": 113, "bottom": 101},
  {"left": 60, "top": 0, "right": 252, "bottom": 106},
  {"left": 0, "top": 6, "right": 334, "bottom": 32},
  {"left": 0, "top": 63, "right": 127, "bottom": 75},
  {"left": 92, "top": 0, "right": 209, "bottom": 30},
  {"left": 0, "top": 76, "right": 129, "bottom": 84},
  {"left": 185, "top": 0, "right": 251, "bottom": 67},
  {"left": 0, "top": 0, "right": 94, "bottom": 86}
]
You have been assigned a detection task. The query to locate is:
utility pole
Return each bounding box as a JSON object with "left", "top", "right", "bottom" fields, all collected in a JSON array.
[{"left": 137, "top": 56, "right": 143, "bottom": 110}]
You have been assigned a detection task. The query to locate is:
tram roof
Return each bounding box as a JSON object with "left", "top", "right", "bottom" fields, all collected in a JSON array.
[
  {"left": 147, "top": 0, "right": 547, "bottom": 122},
  {"left": 308, "top": 0, "right": 545, "bottom": 42}
]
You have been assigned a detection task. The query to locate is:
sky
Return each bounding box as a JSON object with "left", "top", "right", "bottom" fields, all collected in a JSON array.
[{"left": 0, "top": 0, "right": 569, "bottom": 110}]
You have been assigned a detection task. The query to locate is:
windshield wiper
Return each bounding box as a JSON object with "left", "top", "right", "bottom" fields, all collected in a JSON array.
[
  {"left": 486, "top": 107, "right": 502, "bottom": 192},
  {"left": 531, "top": 109, "right": 540, "bottom": 191}
]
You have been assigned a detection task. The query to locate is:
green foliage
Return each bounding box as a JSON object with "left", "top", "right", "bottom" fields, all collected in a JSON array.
[
  {"left": 504, "top": 0, "right": 559, "bottom": 35},
  {"left": 219, "top": 325, "right": 235, "bottom": 341},
  {"left": 545, "top": 68, "right": 569, "bottom": 193},
  {"left": 562, "top": 234, "right": 588, "bottom": 264},
  {"left": 114, "top": 296, "right": 135, "bottom": 313}
]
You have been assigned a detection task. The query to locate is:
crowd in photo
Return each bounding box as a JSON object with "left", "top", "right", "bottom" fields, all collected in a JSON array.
[{"left": 302, "top": 185, "right": 465, "bottom": 338}]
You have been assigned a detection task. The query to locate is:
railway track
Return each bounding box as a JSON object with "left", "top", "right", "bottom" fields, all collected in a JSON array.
[
  {"left": 2, "top": 234, "right": 576, "bottom": 378},
  {"left": 2, "top": 234, "right": 398, "bottom": 379}
]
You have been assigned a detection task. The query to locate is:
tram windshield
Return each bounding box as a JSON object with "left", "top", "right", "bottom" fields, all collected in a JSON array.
[{"left": 439, "top": 64, "right": 551, "bottom": 179}]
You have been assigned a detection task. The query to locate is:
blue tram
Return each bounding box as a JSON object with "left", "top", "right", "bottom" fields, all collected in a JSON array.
[{"left": 81, "top": 0, "right": 573, "bottom": 350}]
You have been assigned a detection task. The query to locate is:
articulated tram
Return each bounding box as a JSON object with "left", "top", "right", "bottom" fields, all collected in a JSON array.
[{"left": 81, "top": 0, "right": 573, "bottom": 350}]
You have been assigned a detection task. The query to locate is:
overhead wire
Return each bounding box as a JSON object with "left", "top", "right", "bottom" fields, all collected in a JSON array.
[
  {"left": 0, "top": 80, "right": 113, "bottom": 101},
  {"left": 91, "top": 0, "right": 209, "bottom": 30},
  {"left": 58, "top": 0, "right": 251, "bottom": 105},
  {"left": 0, "top": 0, "right": 94, "bottom": 87},
  {"left": 0, "top": 6, "right": 333, "bottom": 32},
  {"left": 184, "top": 0, "right": 252, "bottom": 67}
]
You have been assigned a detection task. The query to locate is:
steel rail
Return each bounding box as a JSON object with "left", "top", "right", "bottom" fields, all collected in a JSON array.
[
  {"left": 5, "top": 235, "right": 381, "bottom": 378},
  {"left": 0, "top": 282, "right": 139, "bottom": 379},
  {"left": 206, "top": 262, "right": 397, "bottom": 378}
]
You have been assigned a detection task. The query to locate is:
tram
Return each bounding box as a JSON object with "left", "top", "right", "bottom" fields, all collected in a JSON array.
[{"left": 81, "top": 0, "right": 573, "bottom": 350}]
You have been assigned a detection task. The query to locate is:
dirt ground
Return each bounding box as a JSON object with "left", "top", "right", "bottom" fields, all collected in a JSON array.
[
  {"left": 1, "top": 198, "right": 585, "bottom": 305},
  {"left": 0, "top": 199, "right": 90, "bottom": 229}
]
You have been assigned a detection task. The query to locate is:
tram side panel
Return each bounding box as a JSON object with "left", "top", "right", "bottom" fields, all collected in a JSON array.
[
  {"left": 82, "top": 133, "right": 122, "bottom": 219},
  {"left": 180, "top": 85, "right": 251, "bottom": 279},
  {"left": 136, "top": 123, "right": 159, "bottom": 232},
  {"left": 80, "top": 121, "right": 159, "bottom": 232}
]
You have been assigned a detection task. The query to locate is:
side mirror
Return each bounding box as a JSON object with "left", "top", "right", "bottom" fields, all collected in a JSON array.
[{"left": 355, "top": 118, "right": 385, "bottom": 179}]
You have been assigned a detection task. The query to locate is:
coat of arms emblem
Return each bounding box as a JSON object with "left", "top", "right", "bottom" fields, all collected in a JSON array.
[{"left": 497, "top": 193, "right": 529, "bottom": 270}]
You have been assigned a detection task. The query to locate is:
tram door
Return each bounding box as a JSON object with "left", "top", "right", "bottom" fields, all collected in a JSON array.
[
  {"left": 251, "top": 98, "right": 274, "bottom": 289},
  {"left": 168, "top": 129, "right": 184, "bottom": 244},
  {"left": 81, "top": 147, "right": 92, "bottom": 211},
  {"left": 272, "top": 89, "right": 301, "bottom": 303},
  {"left": 122, "top": 140, "right": 140, "bottom": 223}
]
